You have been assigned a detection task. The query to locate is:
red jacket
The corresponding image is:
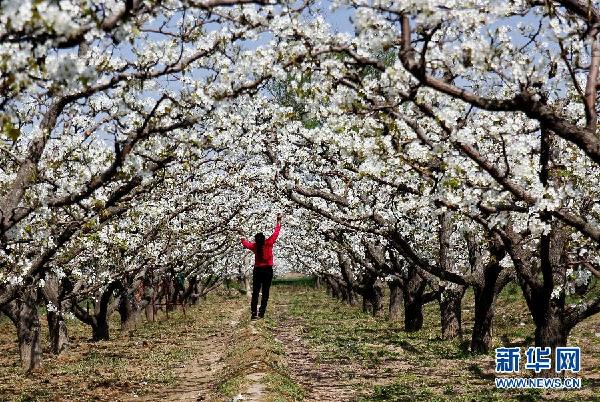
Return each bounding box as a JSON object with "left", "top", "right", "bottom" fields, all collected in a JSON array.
[{"left": 241, "top": 223, "right": 281, "bottom": 267}]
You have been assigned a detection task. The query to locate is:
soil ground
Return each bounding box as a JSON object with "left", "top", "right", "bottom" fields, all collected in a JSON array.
[{"left": 0, "top": 280, "right": 599, "bottom": 401}]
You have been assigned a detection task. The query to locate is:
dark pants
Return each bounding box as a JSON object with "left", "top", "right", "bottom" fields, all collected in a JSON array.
[{"left": 251, "top": 266, "right": 273, "bottom": 316}]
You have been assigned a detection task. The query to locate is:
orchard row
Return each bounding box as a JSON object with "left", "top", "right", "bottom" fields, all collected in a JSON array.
[{"left": 1, "top": 0, "right": 599, "bottom": 374}]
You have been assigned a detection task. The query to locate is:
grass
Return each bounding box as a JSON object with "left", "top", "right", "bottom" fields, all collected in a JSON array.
[
  {"left": 364, "top": 381, "right": 437, "bottom": 401},
  {"left": 269, "top": 282, "right": 600, "bottom": 401},
  {"left": 264, "top": 372, "right": 305, "bottom": 401},
  {"left": 213, "top": 309, "right": 305, "bottom": 401},
  {"left": 1, "top": 279, "right": 598, "bottom": 401},
  {"left": 272, "top": 275, "right": 316, "bottom": 287},
  {"left": 0, "top": 291, "right": 243, "bottom": 401},
  {"left": 216, "top": 374, "right": 245, "bottom": 397}
]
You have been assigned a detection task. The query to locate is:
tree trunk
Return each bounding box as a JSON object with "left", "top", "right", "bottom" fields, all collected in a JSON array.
[
  {"left": 144, "top": 279, "right": 155, "bottom": 321},
  {"left": 436, "top": 212, "right": 464, "bottom": 339},
  {"left": 17, "top": 287, "right": 43, "bottom": 371},
  {"left": 191, "top": 280, "right": 200, "bottom": 304},
  {"left": 533, "top": 307, "right": 570, "bottom": 375},
  {"left": 362, "top": 292, "right": 372, "bottom": 314},
  {"left": 167, "top": 280, "right": 176, "bottom": 311},
  {"left": 470, "top": 273, "right": 505, "bottom": 354},
  {"left": 372, "top": 279, "right": 384, "bottom": 317},
  {"left": 338, "top": 254, "right": 357, "bottom": 305},
  {"left": 92, "top": 315, "right": 110, "bottom": 341},
  {"left": 119, "top": 292, "right": 138, "bottom": 332},
  {"left": 243, "top": 275, "right": 250, "bottom": 295},
  {"left": 388, "top": 279, "right": 403, "bottom": 321},
  {"left": 345, "top": 287, "right": 356, "bottom": 306},
  {"left": 403, "top": 267, "right": 426, "bottom": 332},
  {"left": 47, "top": 311, "right": 69, "bottom": 354},
  {"left": 361, "top": 277, "right": 384, "bottom": 317},
  {"left": 470, "top": 288, "right": 495, "bottom": 354},
  {"left": 439, "top": 287, "right": 465, "bottom": 340},
  {"left": 535, "top": 307, "right": 569, "bottom": 349},
  {"left": 346, "top": 285, "right": 356, "bottom": 305},
  {"left": 328, "top": 281, "right": 341, "bottom": 299},
  {"left": 42, "top": 274, "right": 69, "bottom": 354},
  {"left": 90, "top": 281, "right": 120, "bottom": 341},
  {"left": 145, "top": 302, "right": 154, "bottom": 321},
  {"left": 340, "top": 286, "right": 349, "bottom": 304},
  {"left": 403, "top": 292, "right": 424, "bottom": 332}
]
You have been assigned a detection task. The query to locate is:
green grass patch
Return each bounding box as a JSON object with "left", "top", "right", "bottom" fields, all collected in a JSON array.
[
  {"left": 264, "top": 372, "right": 305, "bottom": 401},
  {"left": 216, "top": 374, "right": 245, "bottom": 398},
  {"left": 272, "top": 275, "right": 316, "bottom": 287},
  {"left": 363, "top": 381, "right": 438, "bottom": 401},
  {"left": 0, "top": 292, "right": 244, "bottom": 401},
  {"left": 269, "top": 286, "right": 599, "bottom": 402}
]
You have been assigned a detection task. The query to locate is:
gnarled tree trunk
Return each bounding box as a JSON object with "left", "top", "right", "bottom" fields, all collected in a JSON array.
[
  {"left": 535, "top": 309, "right": 569, "bottom": 350},
  {"left": 47, "top": 311, "right": 69, "bottom": 354},
  {"left": 439, "top": 286, "right": 465, "bottom": 340},
  {"left": 91, "top": 315, "right": 110, "bottom": 341},
  {"left": 72, "top": 281, "right": 120, "bottom": 341},
  {"left": 470, "top": 269, "right": 509, "bottom": 354},
  {"left": 388, "top": 278, "right": 403, "bottom": 321},
  {"left": 43, "top": 275, "right": 70, "bottom": 354},
  {"left": 325, "top": 276, "right": 342, "bottom": 299},
  {"left": 371, "top": 279, "right": 384, "bottom": 317},
  {"left": 361, "top": 277, "right": 384, "bottom": 317},
  {"left": 3, "top": 287, "right": 43, "bottom": 372},
  {"left": 119, "top": 291, "right": 139, "bottom": 332},
  {"left": 143, "top": 277, "right": 155, "bottom": 321},
  {"left": 403, "top": 292, "right": 423, "bottom": 332},
  {"left": 436, "top": 212, "right": 465, "bottom": 340},
  {"left": 403, "top": 267, "right": 427, "bottom": 332},
  {"left": 470, "top": 289, "right": 495, "bottom": 354}
]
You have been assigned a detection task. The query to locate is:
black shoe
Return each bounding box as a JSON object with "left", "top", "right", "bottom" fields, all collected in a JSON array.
[
  {"left": 258, "top": 312, "right": 265, "bottom": 319},
  {"left": 251, "top": 314, "right": 259, "bottom": 320}
]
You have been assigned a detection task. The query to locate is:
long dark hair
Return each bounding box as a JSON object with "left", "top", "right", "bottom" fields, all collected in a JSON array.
[{"left": 254, "top": 233, "right": 265, "bottom": 259}]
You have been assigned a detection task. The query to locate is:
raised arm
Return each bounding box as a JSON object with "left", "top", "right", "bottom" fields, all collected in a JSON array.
[
  {"left": 241, "top": 238, "right": 254, "bottom": 250},
  {"left": 267, "top": 214, "right": 282, "bottom": 244}
]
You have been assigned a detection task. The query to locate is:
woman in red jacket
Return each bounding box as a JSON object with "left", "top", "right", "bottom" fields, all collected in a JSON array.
[{"left": 241, "top": 213, "right": 282, "bottom": 320}]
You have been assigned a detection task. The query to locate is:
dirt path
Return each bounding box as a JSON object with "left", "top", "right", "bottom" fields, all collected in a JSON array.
[
  {"left": 239, "top": 371, "right": 267, "bottom": 401},
  {"left": 272, "top": 314, "right": 361, "bottom": 401},
  {"left": 163, "top": 330, "right": 230, "bottom": 401},
  {"left": 234, "top": 323, "right": 267, "bottom": 401},
  {"left": 164, "top": 308, "right": 245, "bottom": 401},
  {"left": 154, "top": 300, "right": 269, "bottom": 402},
  {"left": 272, "top": 303, "right": 408, "bottom": 401},
  {"left": 73, "top": 285, "right": 599, "bottom": 402},
  {"left": 139, "top": 304, "right": 246, "bottom": 402},
  {"left": 139, "top": 289, "right": 401, "bottom": 402}
]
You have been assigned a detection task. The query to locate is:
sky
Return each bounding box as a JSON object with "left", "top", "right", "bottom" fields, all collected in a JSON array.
[{"left": 319, "top": 0, "right": 355, "bottom": 34}]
